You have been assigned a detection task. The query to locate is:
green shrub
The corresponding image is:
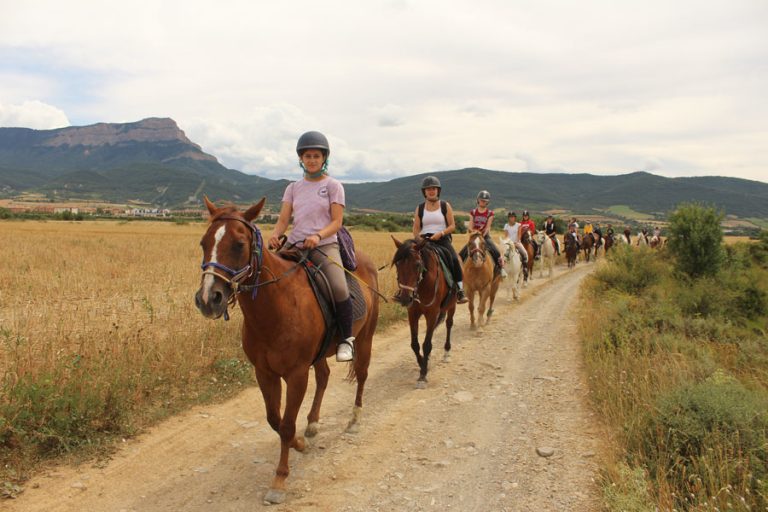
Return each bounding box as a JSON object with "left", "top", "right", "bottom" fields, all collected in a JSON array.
[
  {"left": 667, "top": 203, "right": 724, "bottom": 278},
  {"left": 641, "top": 371, "right": 768, "bottom": 508},
  {"left": 594, "top": 245, "right": 667, "bottom": 295}
]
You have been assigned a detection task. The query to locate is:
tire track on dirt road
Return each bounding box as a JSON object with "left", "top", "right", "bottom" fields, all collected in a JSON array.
[{"left": 7, "top": 262, "right": 603, "bottom": 512}]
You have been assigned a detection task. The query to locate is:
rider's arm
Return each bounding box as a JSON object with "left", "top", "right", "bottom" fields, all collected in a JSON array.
[
  {"left": 412, "top": 206, "right": 422, "bottom": 239},
  {"left": 317, "top": 202, "right": 343, "bottom": 240},
  {"left": 268, "top": 201, "right": 293, "bottom": 249},
  {"left": 482, "top": 212, "right": 493, "bottom": 237},
  {"left": 443, "top": 203, "right": 457, "bottom": 235}
]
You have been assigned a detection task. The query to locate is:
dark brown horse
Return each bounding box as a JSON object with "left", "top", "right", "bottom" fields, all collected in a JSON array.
[
  {"left": 581, "top": 232, "right": 595, "bottom": 262},
  {"left": 520, "top": 229, "right": 535, "bottom": 285},
  {"left": 462, "top": 232, "right": 501, "bottom": 330},
  {"left": 392, "top": 237, "right": 457, "bottom": 388},
  {"left": 604, "top": 233, "right": 615, "bottom": 254},
  {"left": 194, "top": 197, "right": 380, "bottom": 504},
  {"left": 564, "top": 233, "right": 579, "bottom": 268}
]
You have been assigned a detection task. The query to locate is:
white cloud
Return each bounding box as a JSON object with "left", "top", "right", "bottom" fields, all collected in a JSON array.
[
  {"left": 0, "top": 0, "right": 766, "bottom": 182},
  {"left": 0, "top": 100, "right": 69, "bottom": 129}
]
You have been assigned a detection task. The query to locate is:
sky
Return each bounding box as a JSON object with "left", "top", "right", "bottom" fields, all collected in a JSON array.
[{"left": 1, "top": 0, "right": 766, "bottom": 183}]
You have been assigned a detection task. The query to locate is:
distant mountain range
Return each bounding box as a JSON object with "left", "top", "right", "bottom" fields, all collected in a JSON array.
[{"left": 1, "top": 118, "right": 767, "bottom": 218}]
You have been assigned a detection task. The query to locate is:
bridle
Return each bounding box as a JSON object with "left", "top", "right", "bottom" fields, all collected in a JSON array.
[
  {"left": 200, "top": 215, "right": 264, "bottom": 308},
  {"left": 394, "top": 243, "right": 440, "bottom": 307},
  {"left": 200, "top": 214, "right": 307, "bottom": 320},
  {"left": 468, "top": 235, "right": 487, "bottom": 263}
]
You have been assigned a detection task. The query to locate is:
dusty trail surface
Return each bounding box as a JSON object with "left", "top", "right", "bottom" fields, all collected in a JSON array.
[{"left": 7, "top": 263, "right": 603, "bottom": 512}]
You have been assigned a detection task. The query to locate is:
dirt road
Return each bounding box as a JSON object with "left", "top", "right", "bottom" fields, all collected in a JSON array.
[{"left": 7, "top": 263, "right": 603, "bottom": 512}]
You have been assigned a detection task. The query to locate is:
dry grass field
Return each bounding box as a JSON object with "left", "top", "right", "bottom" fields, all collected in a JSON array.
[{"left": 2, "top": 219, "right": 464, "bottom": 482}]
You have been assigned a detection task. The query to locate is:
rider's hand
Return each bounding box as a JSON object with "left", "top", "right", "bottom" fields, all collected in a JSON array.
[
  {"left": 268, "top": 234, "right": 282, "bottom": 251},
  {"left": 431, "top": 231, "right": 443, "bottom": 241},
  {"left": 303, "top": 234, "right": 321, "bottom": 249}
]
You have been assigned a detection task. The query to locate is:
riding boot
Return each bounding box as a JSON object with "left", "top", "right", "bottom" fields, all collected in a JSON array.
[
  {"left": 335, "top": 298, "right": 355, "bottom": 362},
  {"left": 456, "top": 281, "right": 468, "bottom": 304}
]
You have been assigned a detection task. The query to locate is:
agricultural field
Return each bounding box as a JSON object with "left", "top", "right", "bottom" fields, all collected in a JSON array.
[
  {"left": 602, "top": 204, "right": 654, "bottom": 221},
  {"left": 1, "top": 219, "right": 455, "bottom": 480}
]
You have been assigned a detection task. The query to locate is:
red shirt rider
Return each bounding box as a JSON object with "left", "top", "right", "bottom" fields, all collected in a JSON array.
[
  {"left": 520, "top": 215, "right": 535, "bottom": 236},
  {"left": 470, "top": 207, "right": 494, "bottom": 234}
]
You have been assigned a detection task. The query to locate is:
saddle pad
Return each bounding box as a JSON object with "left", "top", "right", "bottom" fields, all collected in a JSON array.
[{"left": 348, "top": 273, "right": 367, "bottom": 322}]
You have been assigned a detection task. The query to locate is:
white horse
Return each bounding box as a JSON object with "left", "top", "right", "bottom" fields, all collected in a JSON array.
[
  {"left": 535, "top": 231, "right": 555, "bottom": 278},
  {"left": 500, "top": 237, "right": 523, "bottom": 301},
  {"left": 636, "top": 232, "right": 649, "bottom": 247}
]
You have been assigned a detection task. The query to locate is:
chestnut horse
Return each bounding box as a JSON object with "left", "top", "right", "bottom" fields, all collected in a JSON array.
[
  {"left": 462, "top": 232, "right": 501, "bottom": 330},
  {"left": 520, "top": 229, "right": 535, "bottom": 286},
  {"left": 392, "top": 237, "right": 457, "bottom": 388},
  {"left": 194, "top": 197, "right": 380, "bottom": 504}
]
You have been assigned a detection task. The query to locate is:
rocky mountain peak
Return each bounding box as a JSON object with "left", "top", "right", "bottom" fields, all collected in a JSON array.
[{"left": 42, "top": 117, "right": 196, "bottom": 148}]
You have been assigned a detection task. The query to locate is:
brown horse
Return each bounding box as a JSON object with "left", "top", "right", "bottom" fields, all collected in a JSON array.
[
  {"left": 392, "top": 237, "right": 457, "bottom": 388},
  {"left": 604, "top": 233, "right": 615, "bottom": 254},
  {"left": 194, "top": 197, "right": 380, "bottom": 504},
  {"left": 581, "top": 232, "right": 595, "bottom": 262},
  {"left": 520, "top": 229, "right": 535, "bottom": 285},
  {"left": 564, "top": 233, "right": 579, "bottom": 268},
  {"left": 462, "top": 232, "right": 501, "bottom": 330}
]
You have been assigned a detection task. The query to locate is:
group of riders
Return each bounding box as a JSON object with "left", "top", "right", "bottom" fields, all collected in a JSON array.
[{"left": 267, "top": 131, "right": 662, "bottom": 364}]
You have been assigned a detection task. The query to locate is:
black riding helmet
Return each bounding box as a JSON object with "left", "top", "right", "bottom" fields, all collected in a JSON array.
[
  {"left": 296, "top": 131, "right": 330, "bottom": 157},
  {"left": 477, "top": 190, "right": 490, "bottom": 201},
  {"left": 421, "top": 176, "right": 441, "bottom": 197}
]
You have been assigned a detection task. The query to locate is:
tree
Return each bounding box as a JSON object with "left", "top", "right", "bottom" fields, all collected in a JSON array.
[{"left": 667, "top": 203, "right": 724, "bottom": 278}]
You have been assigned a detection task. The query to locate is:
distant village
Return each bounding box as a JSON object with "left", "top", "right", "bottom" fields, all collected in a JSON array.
[{"left": 0, "top": 197, "right": 206, "bottom": 218}]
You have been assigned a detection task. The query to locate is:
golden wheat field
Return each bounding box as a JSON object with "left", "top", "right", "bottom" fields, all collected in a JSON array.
[
  {"left": 0, "top": 220, "right": 423, "bottom": 385},
  {"left": 0, "top": 219, "right": 481, "bottom": 478},
  {"left": 0, "top": 221, "right": 481, "bottom": 407}
]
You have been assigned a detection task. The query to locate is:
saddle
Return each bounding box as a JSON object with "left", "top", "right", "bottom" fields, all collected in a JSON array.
[
  {"left": 279, "top": 248, "right": 367, "bottom": 365},
  {"left": 424, "top": 243, "right": 458, "bottom": 308}
]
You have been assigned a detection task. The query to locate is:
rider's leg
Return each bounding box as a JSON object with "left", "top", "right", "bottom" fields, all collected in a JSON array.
[
  {"left": 515, "top": 242, "right": 529, "bottom": 278},
  {"left": 485, "top": 235, "right": 506, "bottom": 277},
  {"left": 309, "top": 243, "right": 354, "bottom": 362}
]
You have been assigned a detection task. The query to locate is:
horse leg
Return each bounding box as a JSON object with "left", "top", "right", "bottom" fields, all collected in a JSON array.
[
  {"left": 443, "top": 304, "right": 455, "bottom": 362},
  {"left": 305, "top": 358, "right": 330, "bottom": 438},
  {"left": 416, "top": 312, "right": 438, "bottom": 388},
  {"left": 468, "top": 289, "right": 477, "bottom": 330},
  {"left": 477, "top": 289, "right": 488, "bottom": 328},
  {"left": 346, "top": 315, "right": 374, "bottom": 434},
  {"left": 408, "top": 309, "right": 426, "bottom": 381},
  {"left": 264, "top": 370, "right": 309, "bottom": 505},
  {"left": 487, "top": 277, "right": 499, "bottom": 318},
  {"left": 254, "top": 368, "right": 282, "bottom": 434}
]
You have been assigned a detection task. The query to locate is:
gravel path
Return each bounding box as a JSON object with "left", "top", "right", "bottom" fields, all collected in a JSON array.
[{"left": 6, "top": 262, "right": 603, "bottom": 512}]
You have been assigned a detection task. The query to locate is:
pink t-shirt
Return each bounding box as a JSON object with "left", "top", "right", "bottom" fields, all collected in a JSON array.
[{"left": 282, "top": 176, "right": 345, "bottom": 246}]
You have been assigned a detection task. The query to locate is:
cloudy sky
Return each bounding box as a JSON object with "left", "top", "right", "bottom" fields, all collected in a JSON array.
[{"left": 1, "top": 0, "right": 766, "bottom": 182}]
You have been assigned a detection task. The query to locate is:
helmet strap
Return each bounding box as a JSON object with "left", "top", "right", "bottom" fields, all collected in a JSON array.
[{"left": 300, "top": 160, "right": 329, "bottom": 178}]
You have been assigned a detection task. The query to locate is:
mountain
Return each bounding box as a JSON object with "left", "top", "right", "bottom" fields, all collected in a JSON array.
[
  {"left": 1, "top": 119, "right": 767, "bottom": 218},
  {"left": 345, "top": 169, "right": 768, "bottom": 217},
  {"left": 0, "top": 118, "right": 286, "bottom": 207}
]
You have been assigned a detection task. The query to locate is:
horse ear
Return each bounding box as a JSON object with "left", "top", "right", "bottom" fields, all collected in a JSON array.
[
  {"left": 203, "top": 195, "right": 218, "bottom": 215},
  {"left": 244, "top": 197, "right": 266, "bottom": 222},
  {"left": 391, "top": 235, "right": 403, "bottom": 248}
]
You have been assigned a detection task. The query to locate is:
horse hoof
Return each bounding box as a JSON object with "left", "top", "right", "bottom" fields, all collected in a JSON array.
[
  {"left": 305, "top": 422, "right": 319, "bottom": 438},
  {"left": 264, "top": 489, "right": 286, "bottom": 505},
  {"left": 293, "top": 436, "right": 307, "bottom": 452},
  {"left": 415, "top": 380, "right": 427, "bottom": 389},
  {"left": 345, "top": 421, "right": 360, "bottom": 434},
  {"left": 443, "top": 352, "right": 451, "bottom": 363},
  {"left": 487, "top": 308, "right": 494, "bottom": 316}
]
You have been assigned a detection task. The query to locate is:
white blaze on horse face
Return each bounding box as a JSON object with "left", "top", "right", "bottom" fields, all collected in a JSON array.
[{"left": 202, "top": 225, "right": 227, "bottom": 303}]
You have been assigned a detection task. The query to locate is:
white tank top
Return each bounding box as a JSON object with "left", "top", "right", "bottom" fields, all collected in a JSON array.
[{"left": 420, "top": 205, "right": 447, "bottom": 235}]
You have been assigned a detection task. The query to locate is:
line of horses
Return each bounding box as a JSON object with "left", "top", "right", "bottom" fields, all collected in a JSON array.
[{"left": 193, "top": 198, "right": 662, "bottom": 504}]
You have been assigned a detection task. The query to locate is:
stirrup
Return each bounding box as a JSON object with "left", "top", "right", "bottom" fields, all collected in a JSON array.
[
  {"left": 456, "top": 290, "right": 468, "bottom": 304},
  {"left": 336, "top": 337, "right": 355, "bottom": 362}
]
